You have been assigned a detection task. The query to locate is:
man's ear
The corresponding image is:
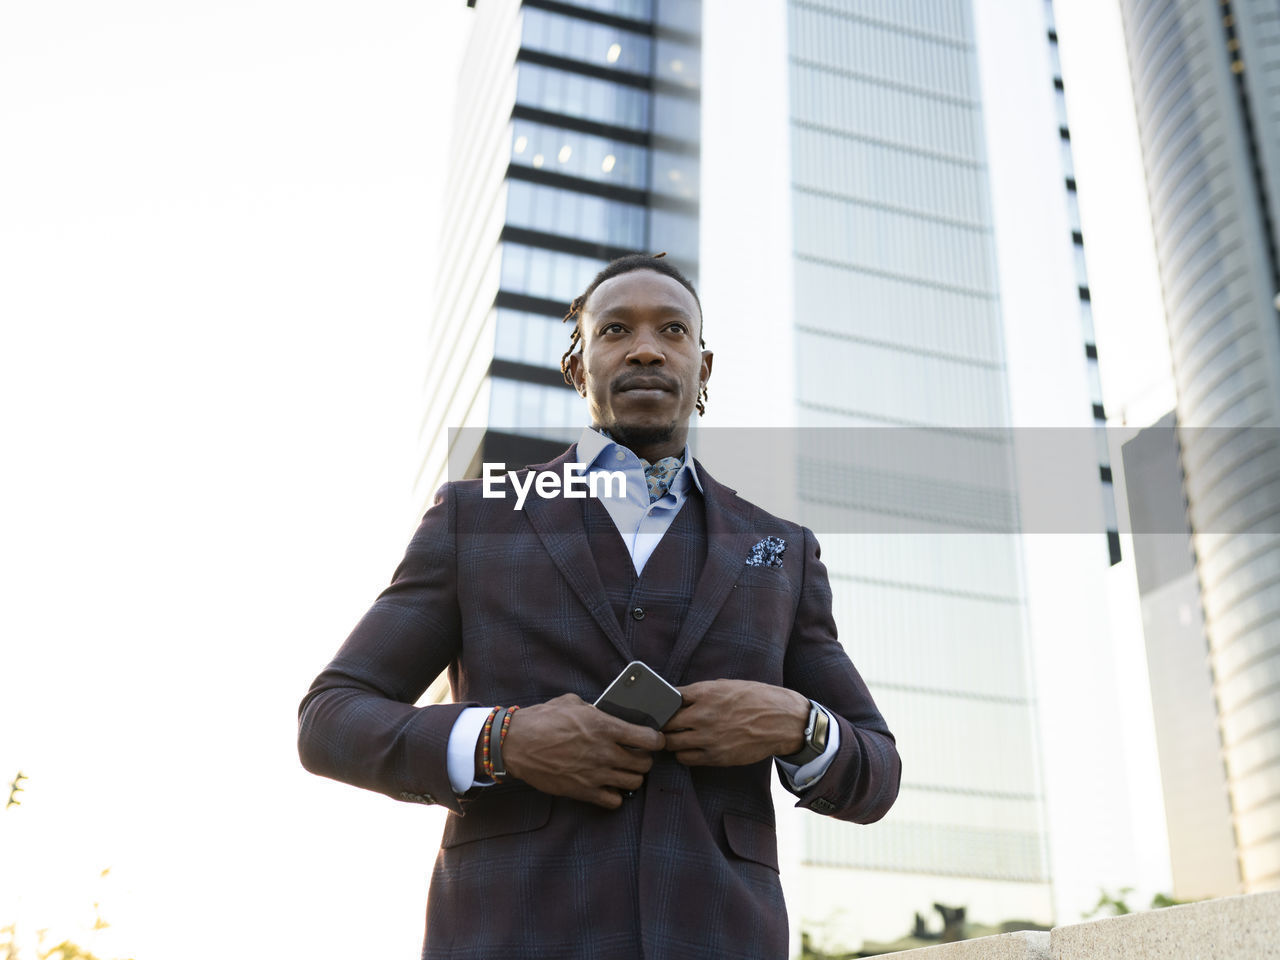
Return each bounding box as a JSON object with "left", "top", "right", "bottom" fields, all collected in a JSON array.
[
  {"left": 700, "top": 350, "right": 714, "bottom": 389},
  {"left": 568, "top": 351, "right": 586, "bottom": 396}
]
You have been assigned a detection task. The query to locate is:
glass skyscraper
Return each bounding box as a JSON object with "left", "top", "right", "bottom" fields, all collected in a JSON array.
[
  {"left": 1118, "top": 0, "right": 1280, "bottom": 895},
  {"left": 417, "top": 0, "right": 701, "bottom": 496},
  {"left": 782, "top": 0, "right": 1051, "bottom": 940}
]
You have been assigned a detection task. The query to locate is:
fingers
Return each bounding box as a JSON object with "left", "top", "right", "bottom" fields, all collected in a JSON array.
[
  {"left": 589, "top": 788, "right": 625, "bottom": 810},
  {"left": 606, "top": 718, "right": 665, "bottom": 752},
  {"left": 664, "top": 687, "right": 723, "bottom": 731},
  {"left": 674, "top": 679, "right": 729, "bottom": 703},
  {"left": 663, "top": 706, "right": 690, "bottom": 731},
  {"left": 662, "top": 729, "right": 702, "bottom": 754},
  {"left": 576, "top": 769, "right": 644, "bottom": 809},
  {"left": 575, "top": 693, "right": 664, "bottom": 750},
  {"left": 552, "top": 766, "right": 645, "bottom": 809},
  {"left": 675, "top": 680, "right": 710, "bottom": 700},
  {"left": 585, "top": 768, "right": 646, "bottom": 807},
  {"left": 605, "top": 745, "right": 655, "bottom": 775},
  {"left": 610, "top": 770, "right": 646, "bottom": 792}
]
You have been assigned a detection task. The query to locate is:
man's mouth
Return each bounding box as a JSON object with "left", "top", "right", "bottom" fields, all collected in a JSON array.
[{"left": 616, "top": 376, "right": 676, "bottom": 394}]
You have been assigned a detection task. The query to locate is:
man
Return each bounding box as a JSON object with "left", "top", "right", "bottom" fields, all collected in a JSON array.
[{"left": 298, "top": 254, "right": 900, "bottom": 959}]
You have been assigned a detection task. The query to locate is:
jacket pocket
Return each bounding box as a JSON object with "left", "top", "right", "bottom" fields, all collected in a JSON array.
[
  {"left": 723, "top": 811, "right": 780, "bottom": 872},
  {"left": 441, "top": 786, "right": 553, "bottom": 848}
]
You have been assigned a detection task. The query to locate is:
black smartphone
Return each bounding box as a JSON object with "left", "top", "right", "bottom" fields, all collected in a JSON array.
[{"left": 594, "top": 660, "right": 683, "bottom": 730}]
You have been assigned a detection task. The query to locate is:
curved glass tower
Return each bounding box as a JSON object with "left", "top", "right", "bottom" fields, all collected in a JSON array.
[{"left": 1119, "top": 0, "right": 1280, "bottom": 892}]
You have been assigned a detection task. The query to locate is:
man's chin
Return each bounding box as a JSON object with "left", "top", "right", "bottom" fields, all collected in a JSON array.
[{"left": 605, "top": 421, "right": 676, "bottom": 451}]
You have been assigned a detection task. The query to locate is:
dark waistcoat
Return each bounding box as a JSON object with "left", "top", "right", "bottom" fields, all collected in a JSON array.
[{"left": 582, "top": 491, "right": 707, "bottom": 673}]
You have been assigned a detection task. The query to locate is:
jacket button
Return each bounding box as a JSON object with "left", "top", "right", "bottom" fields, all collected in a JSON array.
[{"left": 632, "top": 606, "right": 645, "bottom": 621}]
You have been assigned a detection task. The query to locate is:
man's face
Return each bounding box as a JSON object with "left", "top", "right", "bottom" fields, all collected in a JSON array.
[{"left": 568, "top": 269, "right": 713, "bottom": 459}]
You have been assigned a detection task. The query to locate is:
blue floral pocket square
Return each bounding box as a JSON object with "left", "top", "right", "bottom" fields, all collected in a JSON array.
[{"left": 746, "top": 536, "right": 786, "bottom": 568}]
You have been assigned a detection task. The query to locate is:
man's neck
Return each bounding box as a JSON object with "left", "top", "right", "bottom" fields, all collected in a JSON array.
[{"left": 594, "top": 425, "right": 686, "bottom": 463}]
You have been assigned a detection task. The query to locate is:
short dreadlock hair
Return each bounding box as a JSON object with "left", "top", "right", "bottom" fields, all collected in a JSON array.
[{"left": 559, "top": 252, "right": 709, "bottom": 415}]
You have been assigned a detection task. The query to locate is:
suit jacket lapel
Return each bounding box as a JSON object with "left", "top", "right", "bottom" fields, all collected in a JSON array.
[
  {"left": 520, "top": 446, "right": 634, "bottom": 665},
  {"left": 663, "top": 461, "right": 758, "bottom": 681}
]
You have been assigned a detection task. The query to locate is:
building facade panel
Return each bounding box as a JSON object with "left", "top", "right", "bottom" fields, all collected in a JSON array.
[
  {"left": 789, "top": 64, "right": 984, "bottom": 163},
  {"left": 793, "top": 259, "right": 1002, "bottom": 363},
  {"left": 796, "top": 330, "right": 1008, "bottom": 426},
  {"left": 791, "top": 126, "right": 991, "bottom": 226}
]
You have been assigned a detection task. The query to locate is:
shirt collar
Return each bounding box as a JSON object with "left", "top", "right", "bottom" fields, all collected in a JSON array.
[{"left": 576, "top": 425, "right": 704, "bottom": 495}]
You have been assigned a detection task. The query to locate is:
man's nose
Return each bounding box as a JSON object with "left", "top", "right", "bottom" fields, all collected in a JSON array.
[{"left": 626, "top": 332, "right": 664, "bottom": 365}]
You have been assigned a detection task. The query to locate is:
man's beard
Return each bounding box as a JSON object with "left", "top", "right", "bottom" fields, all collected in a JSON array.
[{"left": 604, "top": 420, "right": 675, "bottom": 452}]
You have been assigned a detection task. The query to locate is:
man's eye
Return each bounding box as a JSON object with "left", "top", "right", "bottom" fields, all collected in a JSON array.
[
  {"left": 666, "top": 323, "right": 688, "bottom": 334},
  {"left": 602, "top": 323, "right": 625, "bottom": 334}
]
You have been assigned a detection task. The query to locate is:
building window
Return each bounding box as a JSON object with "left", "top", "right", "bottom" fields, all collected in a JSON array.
[
  {"left": 494, "top": 308, "right": 577, "bottom": 369},
  {"left": 522, "top": 7, "right": 652, "bottom": 74},
  {"left": 544, "top": 0, "right": 653, "bottom": 20},
  {"left": 511, "top": 119, "right": 649, "bottom": 190},
  {"left": 516, "top": 63, "right": 651, "bottom": 131},
  {"left": 500, "top": 243, "right": 607, "bottom": 303},
  {"left": 506, "top": 179, "right": 647, "bottom": 247}
]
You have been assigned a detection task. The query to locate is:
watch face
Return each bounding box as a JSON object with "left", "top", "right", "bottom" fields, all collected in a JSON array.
[{"left": 812, "top": 707, "right": 829, "bottom": 751}]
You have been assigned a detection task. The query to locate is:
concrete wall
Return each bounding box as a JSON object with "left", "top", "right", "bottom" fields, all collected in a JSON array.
[
  {"left": 884, "top": 892, "right": 1279, "bottom": 960},
  {"left": 886, "top": 930, "right": 1049, "bottom": 960}
]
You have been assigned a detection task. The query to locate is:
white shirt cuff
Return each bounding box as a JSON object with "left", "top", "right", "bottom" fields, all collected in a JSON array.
[
  {"left": 447, "top": 706, "right": 497, "bottom": 794},
  {"left": 775, "top": 703, "right": 840, "bottom": 790}
]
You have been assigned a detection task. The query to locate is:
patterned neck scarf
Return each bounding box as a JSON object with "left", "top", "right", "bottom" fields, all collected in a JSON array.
[
  {"left": 640, "top": 456, "right": 683, "bottom": 503},
  {"left": 596, "top": 428, "right": 686, "bottom": 503}
]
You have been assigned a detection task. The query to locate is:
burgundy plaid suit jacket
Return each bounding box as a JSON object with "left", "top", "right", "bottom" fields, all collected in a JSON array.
[{"left": 299, "top": 446, "right": 900, "bottom": 959}]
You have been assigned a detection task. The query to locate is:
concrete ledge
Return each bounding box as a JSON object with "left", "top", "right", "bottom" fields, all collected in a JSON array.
[
  {"left": 838, "top": 893, "right": 1280, "bottom": 958},
  {"left": 880, "top": 931, "right": 1051, "bottom": 960},
  {"left": 1051, "top": 891, "right": 1280, "bottom": 959}
]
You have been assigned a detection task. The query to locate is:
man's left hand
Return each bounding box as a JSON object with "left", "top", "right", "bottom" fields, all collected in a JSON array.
[{"left": 663, "top": 680, "right": 810, "bottom": 767}]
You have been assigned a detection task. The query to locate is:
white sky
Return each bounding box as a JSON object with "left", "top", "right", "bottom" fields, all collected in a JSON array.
[
  {"left": 0, "top": 5, "right": 472, "bottom": 958},
  {"left": 0, "top": 3, "right": 1175, "bottom": 958}
]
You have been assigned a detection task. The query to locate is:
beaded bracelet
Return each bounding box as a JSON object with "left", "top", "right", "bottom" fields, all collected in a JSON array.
[{"left": 480, "top": 706, "right": 502, "bottom": 780}]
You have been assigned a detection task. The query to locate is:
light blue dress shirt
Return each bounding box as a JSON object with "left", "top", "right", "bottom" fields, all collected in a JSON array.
[
  {"left": 445, "top": 426, "right": 838, "bottom": 793},
  {"left": 574, "top": 422, "right": 701, "bottom": 575}
]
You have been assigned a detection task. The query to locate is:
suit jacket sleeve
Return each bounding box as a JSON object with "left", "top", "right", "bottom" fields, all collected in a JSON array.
[
  {"left": 297, "top": 483, "right": 476, "bottom": 814},
  {"left": 779, "top": 526, "right": 901, "bottom": 823}
]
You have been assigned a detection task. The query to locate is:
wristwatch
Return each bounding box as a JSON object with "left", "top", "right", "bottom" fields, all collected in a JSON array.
[{"left": 778, "top": 700, "right": 829, "bottom": 766}]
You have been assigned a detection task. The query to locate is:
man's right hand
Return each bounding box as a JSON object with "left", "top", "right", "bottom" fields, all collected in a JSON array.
[{"left": 499, "top": 693, "right": 665, "bottom": 809}]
